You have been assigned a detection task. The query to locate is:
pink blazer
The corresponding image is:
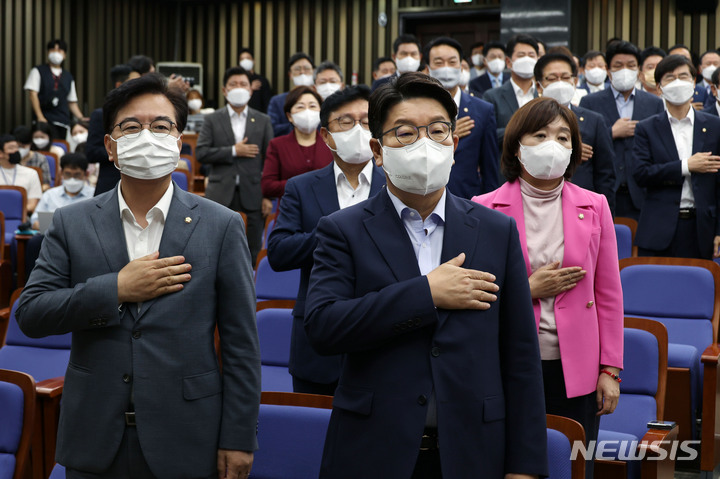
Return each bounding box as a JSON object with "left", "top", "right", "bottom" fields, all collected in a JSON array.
[{"left": 473, "top": 180, "right": 623, "bottom": 397}]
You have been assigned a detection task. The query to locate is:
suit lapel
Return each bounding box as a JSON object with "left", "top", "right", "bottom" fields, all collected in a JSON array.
[
  {"left": 556, "top": 184, "right": 593, "bottom": 304},
  {"left": 693, "top": 111, "right": 707, "bottom": 154},
  {"left": 487, "top": 182, "right": 533, "bottom": 277},
  {"left": 500, "top": 82, "right": 520, "bottom": 113},
  {"left": 244, "top": 107, "right": 259, "bottom": 142},
  {"left": 312, "top": 164, "right": 341, "bottom": 216},
  {"left": 219, "top": 108, "right": 236, "bottom": 144},
  {"left": 369, "top": 166, "right": 386, "bottom": 196},
  {"left": 655, "top": 114, "right": 680, "bottom": 162}
]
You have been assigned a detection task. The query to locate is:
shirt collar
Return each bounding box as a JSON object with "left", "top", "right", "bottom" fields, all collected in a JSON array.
[
  {"left": 386, "top": 187, "right": 447, "bottom": 224},
  {"left": 666, "top": 103, "right": 695, "bottom": 125},
  {"left": 333, "top": 160, "right": 375, "bottom": 187},
  {"left": 453, "top": 87, "right": 462, "bottom": 111},
  {"left": 510, "top": 77, "right": 535, "bottom": 97},
  {"left": 118, "top": 181, "right": 174, "bottom": 224},
  {"left": 61, "top": 184, "right": 92, "bottom": 198},
  {"left": 226, "top": 104, "right": 248, "bottom": 120},
  {"left": 610, "top": 84, "right": 636, "bottom": 101}
]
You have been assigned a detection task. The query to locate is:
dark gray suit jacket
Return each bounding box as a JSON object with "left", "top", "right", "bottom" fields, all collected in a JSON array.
[
  {"left": 16, "top": 184, "right": 261, "bottom": 478},
  {"left": 197, "top": 106, "right": 274, "bottom": 210},
  {"left": 483, "top": 80, "right": 538, "bottom": 146}
]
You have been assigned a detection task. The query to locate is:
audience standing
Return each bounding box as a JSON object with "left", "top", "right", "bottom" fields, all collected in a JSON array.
[
  {"left": 267, "top": 53, "right": 315, "bottom": 137},
  {"left": 241, "top": 47, "right": 274, "bottom": 114}
]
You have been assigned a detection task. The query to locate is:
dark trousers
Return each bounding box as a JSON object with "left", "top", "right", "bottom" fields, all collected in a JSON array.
[
  {"left": 65, "top": 427, "right": 156, "bottom": 479},
  {"left": 638, "top": 216, "right": 705, "bottom": 259},
  {"left": 292, "top": 376, "right": 338, "bottom": 396},
  {"left": 228, "top": 187, "right": 263, "bottom": 267},
  {"left": 615, "top": 188, "right": 640, "bottom": 220},
  {"left": 543, "top": 360, "right": 599, "bottom": 479}
]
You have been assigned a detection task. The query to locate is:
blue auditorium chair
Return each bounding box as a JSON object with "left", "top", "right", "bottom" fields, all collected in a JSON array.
[
  {"left": 0, "top": 187, "right": 27, "bottom": 248},
  {"left": 255, "top": 255, "right": 300, "bottom": 303},
  {"left": 546, "top": 414, "right": 585, "bottom": 479},
  {"left": 0, "top": 369, "right": 35, "bottom": 479},
  {"left": 171, "top": 169, "right": 190, "bottom": 192},
  {"left": 256, "top": 303, "right": 294, "bottom": 392}
]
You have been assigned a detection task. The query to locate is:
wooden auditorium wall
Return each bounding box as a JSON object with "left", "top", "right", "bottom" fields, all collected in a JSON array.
[{"left": 2, "top": 0, "right": 500, "bottom": 133}]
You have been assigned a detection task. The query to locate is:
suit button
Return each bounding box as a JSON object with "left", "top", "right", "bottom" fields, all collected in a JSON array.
[
  {"left": 431, "top": 346, "right": 441, "bottom": 357},
  {"left": 132, "top": 330, "right": 141, "bottom": 339},
  {"left": 122, "top": 374, "right": 131, "bottom": 383},
  {"left": 413, "top": 318, "right": 421, "bottom": 326},
  {"left": 417, "top": 395, "right": 427, "bottom": 405},
  {"left": 586, "top": 301, "right": 594, "bottom": 308}
]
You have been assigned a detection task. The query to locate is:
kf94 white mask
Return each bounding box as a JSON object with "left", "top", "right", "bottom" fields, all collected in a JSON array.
[
  {"left": 518, "top": 140, "right": 572, "bottom": 180},
  {"left": 381, "top": 137, "right": 453, "bottom": 196},
  {"left": 328, "top": 124, "right": 373, "bottom": 164},
  {"left": 111, "top": 129, "right": 180, "bottom": 180}
]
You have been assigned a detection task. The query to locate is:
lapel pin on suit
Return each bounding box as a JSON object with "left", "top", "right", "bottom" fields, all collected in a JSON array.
[
  {"left": 185, "top": 217, "right": 192, "bottom": 224},
  {"left": 464, "top": 107, "right": 469, "bottom": 112},
  {"left": 579, "top": 117, "right": 584, "bottom": 122},
  {"left": 578, "top": 213, "right": 584, "bottom": 219},
  {"left": 703, "top": 128, "right": 707, "bottom": 132},
  {"left": 251, "top": 117, "right": 256, "bottom": 122}
]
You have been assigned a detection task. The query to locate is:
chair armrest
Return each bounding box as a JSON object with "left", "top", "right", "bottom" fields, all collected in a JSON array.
[
  {"left": 701, "top": 344, "right": 720, "bottom": 473},
  {"left": 36, "top": 376, "right": 64, "bottom": 398},
  {"left": 637, "top": 426, "right": 678, "bottom": 479},
  {"left": 0, "top": 306, "right": 10, "bottom": 321}
]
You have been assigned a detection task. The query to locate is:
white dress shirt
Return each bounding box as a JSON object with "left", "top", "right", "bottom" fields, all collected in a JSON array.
[
  {"left": 510, "top": 78, "right": 536, "bottom": 108},
  {"left": 333, "top": 160, "right": 374, "bottom": 209},
  {"left": 227, "top": 104, "right": 248, "bottom": 157},
  {"left": 118, "top": 181, "right": 174, "bottom": 262},
  {"left": 23, "top": 66, "right": 79, "bottom": 102},
  {"left": 667, "top": 107, "right": 695, "bottom": 208},
  {"left": 587, "top": 82, "right": 605, "bottom": 94}
]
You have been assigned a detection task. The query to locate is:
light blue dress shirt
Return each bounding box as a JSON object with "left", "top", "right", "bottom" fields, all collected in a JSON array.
[
  {"left": 610, "top": 84, "right": 635, "bottom": 119},
  {"left": 30, "top": 183, "right": 95, "bottom": 224}
]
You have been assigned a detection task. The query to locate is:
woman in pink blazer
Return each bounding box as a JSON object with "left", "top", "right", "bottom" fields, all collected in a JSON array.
[
  {"left": 473, "top": 97, "right": 623, "bottom": 479},
  {"left": 261, "top": 86, "right": 333, "bottom": 199}
]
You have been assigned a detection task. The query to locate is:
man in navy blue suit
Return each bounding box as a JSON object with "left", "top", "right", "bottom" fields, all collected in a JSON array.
[
  {"left": 267, "top": 85, "right": 386, "bottom": 395},
  {"left": 423, "top": 37, "right": 499, "bottom": 198},
  {"left": 267, "top": 53, "right": 315, "bottom": 138},
  {"left": 468, "top": 41, "right": 510, "bottom": 98},
  {"left": 703, "top": 67, "right": 720, "bottom": 117},
  {"left": 580, "top": 41, "right": 665, "bottom": 219},
  {"left": 633, "top": 54, "right": 720, "bottom": 259},
  {"left": 305, "top": 72, "right": 546, "bottom": 479},
  {"left": 534, "top": 53, "right": 616, "bottom": 213},
  {"left": 578, "top": 51, "right": 610, "bottom": 94}
]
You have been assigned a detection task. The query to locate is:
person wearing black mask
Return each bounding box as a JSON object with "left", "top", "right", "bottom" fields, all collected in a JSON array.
[{"left": 0, "top": 134, "right": 43, "bottom": 214}]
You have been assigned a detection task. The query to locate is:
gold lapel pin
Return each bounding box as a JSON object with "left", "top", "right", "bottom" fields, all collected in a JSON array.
[
  {"left": 185, "top": 217, "right": 192, "bottom": 224},
  {"left": 251, "top": 118, "right": 256, "bottom": 122},
  {"left": 463, "top": 107, "right": 469, "bottom": 112},
  {"left": 578, "top": 213, "right": 584, "bottom": 220},
  {"left": 703, "top": 128, "right": 707, "bottom": 132},
  {"left": 579, "top": 117, "right": 584, "bottom": 121}
]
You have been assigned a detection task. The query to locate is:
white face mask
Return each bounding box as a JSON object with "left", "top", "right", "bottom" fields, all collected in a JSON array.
[
  {"left": 382, "top": 137, "right": 453, "bottom": 196},
  {"left": 72, "top": 132, "right": 88, "bottom": 144},
  {"left": 703, "top": 66, "right": 717, "bottom": 82},
  {"left": 609, "top": 68, "right": 638, "bottom": 92},
  {"left": 316, "top": 82, "right": 342, "bottom": 100},
  {"left": 584, "top": 67, "right": 607, "bottom": 85},
  {"left": 472, "top": 54, "right": 484, "bottom": 67},
  {"left": 518, "top": 140, "right": 572, "bottom": 180},
  {"left": 63, "top": 177, "right": 84, "bottom": 194},
  {"left": 459, "top": 70, "right": 471, "bottom": 87},
  {"left": 48, "top": 52, "right": 64, "bottom": 65},
  {"left": 661, "top": 79, "right": 695, "bottom": 106},
  {"left": 429, "top": 67, "right": 461, "bottom": 89},
  {"left": 111, "top": 129, "right": 180, "bottom": 180},
  {"left": 18, "top": 147, "right": 30, "bottom": 159},
  {"left": 240, "top": 59, "right": 254, "bottom": 72},
  {"left": 33, "top": 137, "right": 50, "bottom": 150},
  {"left": 511, "top": 56, "right": 537, "bottom": 79},
  {"left": 226, "top": 88, "right": 251, "bottom": 107},
  {"left": 487, "top": 58, "right": 506, "bottom": 75},
  {"left": 292, "top": 74, "right": 314, "bottom": 87},
  {"left": 396, "top": 56, "right": 421, "bottom": 74},
  {"left": 328, "top": 124, "right": 373, "bottom": 164},
  {"left": 541, "top": 81, "right": 576, "bottom": 107},
  {"left": 188, "top": 99, "right": 203, "bottom": 111},
  {"left": 291, "top": 109, "right": 321, "bottom": 134}
]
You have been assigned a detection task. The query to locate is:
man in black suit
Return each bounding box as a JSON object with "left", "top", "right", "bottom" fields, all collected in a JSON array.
[
  {"left": 468, "top": 41, "right": 510, "bottom": 98},
  {"left": 197, "top": 66, "right": 274, "bottom": 264}
]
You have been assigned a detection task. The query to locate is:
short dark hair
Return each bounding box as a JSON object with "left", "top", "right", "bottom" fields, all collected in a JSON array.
[
  {"left": 102, "top": 73, "right": 188, "bottom": 134},
  {"left": 47, "top": 39, "right": 67, "bottom": 51},
  {"left": 315, "top": 61, "right": 344, "bottom": 82},
  {"left": 110, "top": 64, "right": 132, "bottom": 86},
  {"left": 32, "top": 122, "right": 54, "bottom": 143},
  {"left": 640, "top": 46, "right": 666, "bottom": 68},
  {"left": 605, "top": 41, "right": 641, "bottom": 66},
  {"left": 373, "top": 56, "right": 395, "bottom": 71},
  {"left": 11, "top": 126, "right": 32, "bottom": 145},
  {"left": 423, "top": 36, "right": 463, "bottom": 63},
  {"left": 712, "top": 66, "right": 720, "bottom": 86},
  {"left": 700, "top": 49, "right": 720, "bottom": 64},
  {"left": 668, "top": 44, "right": 691, "bottom": 56},
  {"left": 127, "top": 55, "right": 155, "bottom": 75},
  {"left": 368, "top": 72, "right": 457, "bottom": 141},
  {"left": 534, "top": 53, "right": 577, "bottom": 82},
  {"left": 61, "top": 152, "right": 89, "bottom": 171},
  {"left": 284, "top": 86, "right": 322, "bottom": 116},
  {"left": 654, "top": 54, "right": 697, "bottom": 85},
  {"left": 0, "top": 135, "right": 17, "bottom": 152},
  {"left": 393, "top": 34, "right": 421, "bottom": 54},
  {"left": 501, "top": 97, "right": 582, "bottom": 181},
  {"left": 506, "top": 35, "right": 539, "bottom": 57},
  {"left": 537, "top": 39, "right": 547, "bottom": 52},
  {"left": 484, "top": 41, "right": 506, "bottom": 57},
  {"left": 580, "top": 50, "right": 605, "bottom": 67},
  {"left": 287, "top": 52, "right": 315, "bottom": 71},
  {"left": 238, "top": 47, "right": 253, "bottom": 59},
  {"left": 223, "top": 66, "right": 250, "bottom": 86},
  {"left": 320, "top": 85, "right": 371, "bottom": 129},
  {"left": 470, "top": 41, "right": 485, "bottom": 51}
]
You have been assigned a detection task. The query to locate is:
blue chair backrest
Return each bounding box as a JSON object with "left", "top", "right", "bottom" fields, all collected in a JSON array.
[
  {"left": 181, "top": 143, "right": 193, "bottom": 156},
  {"left": 256, "top": 308, "right": 292, "bottom": 367},
  {"left": 263, "top": 218, "right": 275, "bottom": 249},
  {"left": 44, "top": 154, "right": 57, "bottom": 186},
  {"left": 600, "top": 327, "right": 658, "bottom": 441},
  {"left": 614, "top": 224, "right": 632, "bottom": 259},
  {"left": 255, "top": 257, "right": 300, "bottom": 301},
  {"left": 546, "top": 427, "right": 572, "bottom": 479},
  {"left": 171, "top": 171, "right": 189, "bottom": 191},
  {"left": 251, "top": 404, "right": 331, "bottom": 479},
  {"left": 0, "top": 189, "right": 24, "bottom": 223},
  {"left": 179, "top": 157, "right": 192, "bottom": 171},
  {"left": 0, "top": 380, "right": 24, "bottom": 474},
  {"left": 52, "top": 141, "right": 68, "bottom": 153},
  {"left": 49, "top": 463, "right": 66, "bottom": 478}
]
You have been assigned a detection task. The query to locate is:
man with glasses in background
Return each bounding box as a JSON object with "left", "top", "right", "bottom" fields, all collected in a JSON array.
[
  {"left": 267, "top": 85, "right": 385, "bottom": 396},
  {"left": 304, "top": 72, "right": 547, "bottom": 479},
  {"left": 267, "top": 52, "right": 316, "bottom": 137},
  {"left": 17, "top": 73, "right": 261, "bottom": 479}
]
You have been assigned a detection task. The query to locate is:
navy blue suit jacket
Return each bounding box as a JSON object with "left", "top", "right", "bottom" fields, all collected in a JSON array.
[
  {"left": 267, "top": 163, "right": 386, "bottom": 384},
  {"left": 703, "top": 103, "right": 720, "bottom": 117},
  {"left": 569, "top": 104, "right": 617, "bottom": 214},
  {"left": 632, "top": 110, "right": 720, "bottom": 257},
  {"left": 448, "top": 92, "right": 499, "bottom": 198},
  {"left": 694, "top": 82, "right": 717, "bottom": 110},
  {"left": 304, "top": 189, "right": 547, "bottom": 478},
  {"left": 267, "top": 92, "right": 292, "bottom": 138},
  {"left": 468, "top": 71, "right": 510, "bottom": 98},
  {"left": 579, "top": 88, "right": 665, "bottom": 209},
  {"left": 483, "top": 80, "right": 537, "bottom": 146}
]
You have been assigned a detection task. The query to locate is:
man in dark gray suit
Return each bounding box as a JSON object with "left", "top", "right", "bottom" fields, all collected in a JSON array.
[
  {"left": 17, "top": 73, "right": 261, "bottom": 479},
  {"left": 197, "top": 66, "right": 274, "bottom": 264}
]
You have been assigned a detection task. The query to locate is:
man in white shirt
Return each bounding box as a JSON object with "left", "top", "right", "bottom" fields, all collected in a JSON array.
[
  {"left": 633, "top": 54, "right": 720, "bottom": 259},
  {"left": 0, "top": 135, "right": 43, "bottom": 214},
  {"left": 24, "top": 39, "right": 87, "bottom": 140},
  {"left": 267, "top": 85, "right": 386, "bottom": 395}
]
